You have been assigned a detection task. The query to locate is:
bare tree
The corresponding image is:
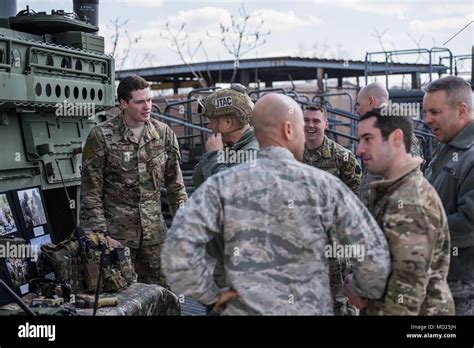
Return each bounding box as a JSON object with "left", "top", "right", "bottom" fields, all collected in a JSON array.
[
  {"left": 133, "top": 52, "right": 157, "bottom": 69},
  {"left": 335, "top": 43, "right": 350, "bottom": 61},
  {"left": 309, "top": 40, "right": 350, "bottom": 60},
  {"left": 107, "top": 17, "right": 143, "bottom": 70},
  {"left": 371, "top": 27, "right": 390, "bottom": 53},
  {"left": 160, "top": 22, "right": 208, "bottom": 88},
  {"left": 371, "top": 27, "right": 401, "bottom": 65},
  {"left": 208, "top": 3, "right": 271, "bottom": 83},
  {"left": 407, "top": 32, "right": 426, "bottom": 63},
  {"left": 311, "top": 41, "right": 329, "bottom": 59},
  {"left": 109, "top": 17, "right": 127, "bottom": 59},
  {"left": 200, "top": 44, "right": 214, "bottom": 86}
]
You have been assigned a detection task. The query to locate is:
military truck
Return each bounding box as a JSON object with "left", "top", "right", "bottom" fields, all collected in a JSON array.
[
  {"left": 0, "top": 0, "right": 115, "bottom": 307},
  {"left": 0, "top": 0, "right": 113, "bottom": 244}
]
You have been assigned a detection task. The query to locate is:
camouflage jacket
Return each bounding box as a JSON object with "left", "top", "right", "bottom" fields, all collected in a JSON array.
[
  {"left": 80, "top": 112, "right": 188, "bottom": 249},
  {"left": 425, "top": 121, "right": 474, "bottom": 281},
  {"left": 366, "top": 157, "right": 454, "bottom": 315},
  {"left": 302, "top": 136, "right": 362, "bottom": 196},
  {"left": 360, "top": 134, "right": 424, "bottom": 206},
  {"left": 192, "top": 128, "right": 259, "bottom": 188},
  {"left": 162, "top": 146, "right": 391, "bottom": 315}
]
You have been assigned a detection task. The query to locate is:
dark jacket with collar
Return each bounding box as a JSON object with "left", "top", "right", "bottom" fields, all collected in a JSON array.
[
  {"left": 192, "top": 127, "right": 259, "bottom": 188},
  {"left": 425, "top": 121, "right": 474, "bottom": 280}
]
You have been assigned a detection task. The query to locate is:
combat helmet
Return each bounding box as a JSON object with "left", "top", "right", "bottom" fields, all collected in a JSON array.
[{"left": 198, "top": 84, "right": 254, "bottom": 125}]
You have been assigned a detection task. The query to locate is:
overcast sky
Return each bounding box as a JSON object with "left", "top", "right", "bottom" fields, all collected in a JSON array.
[{"left": 19, "top": 0, "right": 473, "bottom": 73}]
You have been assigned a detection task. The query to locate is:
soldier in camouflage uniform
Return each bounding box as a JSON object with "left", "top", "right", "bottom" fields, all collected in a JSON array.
[
  {"left": 356, "top": 82, "right": 423, "bottom": 206},
  {"left": 80, "top": 75, "right": 187, "bottom": 288},
  {"left": 192, "top": 84, "right": 259, "bottom": 188},
  {"left": 350, "top": 109, "right": 454, "bottom": 315},
  {"left": 302, "top": 103, "right": 361, "bottom": 316},
  {"left": 192, "top": 84, "right": 259, "bottom": 290},
  {"left": 303, "top": 104, "right": 362, "bottom": 195},
  {"left": 162, "top": 94, "right": 391, "bottom": 315}
]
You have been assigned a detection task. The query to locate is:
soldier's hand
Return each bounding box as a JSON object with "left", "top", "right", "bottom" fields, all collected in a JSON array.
[
  {"left": 347, "top": 292, "right": 368, "bottom": 309},
  {"left": 212, "top": 289, "right": 239, "bottom": 313},
  {"left": 106, "top": 236, "right": 123, "bottom": 249},
  {"left": 343, "top": 276, "right": 368, "bottom": 309},
  {"left": 205, "top": 133, "right": 224, "bottom": 152}
]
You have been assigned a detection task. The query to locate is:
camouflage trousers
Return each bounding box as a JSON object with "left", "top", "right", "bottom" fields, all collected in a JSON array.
[
  {"left": 130, "top": 244, "right": 170, "bottom": 290},
  {"left": 330, "top": 257, "right": 357, "bottom": 316},
  {"left": 449, "top": 280, "right": 474, "bottom": 315}
]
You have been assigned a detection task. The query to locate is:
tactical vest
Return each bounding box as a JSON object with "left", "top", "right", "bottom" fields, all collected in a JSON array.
[{"left": 39, "top": 231, "right": 137, "bottom": 293}]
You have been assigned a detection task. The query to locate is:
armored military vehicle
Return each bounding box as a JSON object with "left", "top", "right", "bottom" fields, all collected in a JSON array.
[
  {"left": 0, "top": 0, "right": 114, "bottom": 306},
  {"left": 0, "top": 0, "right": 113, "bottom": 243}
]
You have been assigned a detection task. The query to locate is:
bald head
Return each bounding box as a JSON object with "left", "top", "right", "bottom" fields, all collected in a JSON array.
[
  {"left": 356, "top": 82, "right": 389, "bottom": 116},
  {"left": 359, "top": 82, "right": 389, "bottom": 100},
  {"left": 253, "top": 93, "right": 305, "bottom": 160}
]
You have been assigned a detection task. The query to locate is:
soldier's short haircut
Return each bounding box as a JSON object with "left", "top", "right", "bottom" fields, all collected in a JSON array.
[
  {"left": 117, "top": 75, "right": 150, "bottom": 102},
  {"left": 304, "top": 103, "right": 328, "bottom": 120},
  {"left": 423, "top": 76, "right": 472, "bottom": 112},
  {"left": 360, "top": 108, "right": 413, "bottom": 154},
  {"left": 360, "top": 82, "right": 389, "bottom": 103}
]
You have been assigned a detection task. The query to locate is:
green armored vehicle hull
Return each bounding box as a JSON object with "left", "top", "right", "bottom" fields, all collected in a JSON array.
[{"left": 0, "top": 0, "right": 114, "bottom": 242}]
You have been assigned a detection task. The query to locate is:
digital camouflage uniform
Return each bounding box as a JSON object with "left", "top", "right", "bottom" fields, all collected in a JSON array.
[
  {"left": 192, "top": 86, "right": 259, "bottom": 289},
  {"left": 302, "top": 135, "right": 362, "bottom": 315},
  {"left": 425, "top": 121, "right": 474, "bottom": 315},
  {"left": 360, "top": 134, "right": 423, "bottom": 206},
  {"left": 365, "top": 157, "right": 454, "bottom": 315},
  {"left": 162, "top": 146, "right": 391, "bottom": 315},
  {"left": 80, "top": 112, "right": 188, "bottom": 288}
]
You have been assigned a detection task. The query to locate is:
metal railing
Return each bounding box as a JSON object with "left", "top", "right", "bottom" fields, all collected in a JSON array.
[
  {"left": 151, "top": 111, "right": 211, "bottom": 134},
  {"left": 312, "top": 92, "right": 354, "bottom": 113},
  {"left": 364, "top": 47, "right": 453, "bottom": 86},
  {"left": 149, "top": 85, "right": 437, "bottom": 163},
  {"left": 440, "top": 54, "right": 473, "bottom": 77}
]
